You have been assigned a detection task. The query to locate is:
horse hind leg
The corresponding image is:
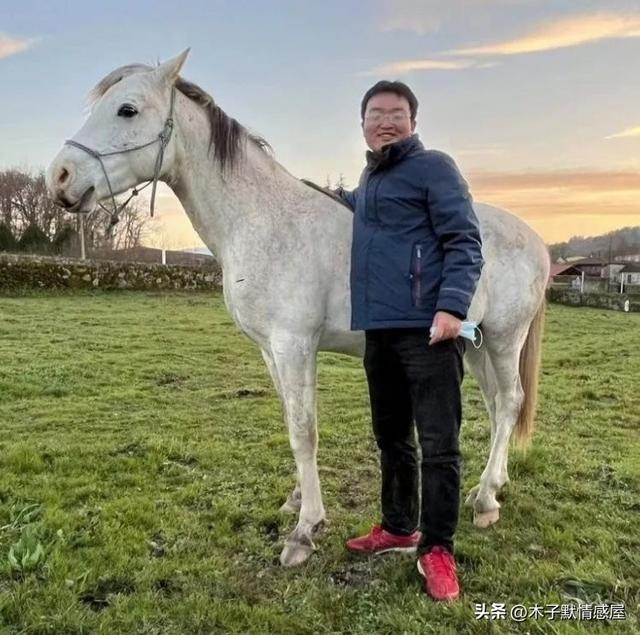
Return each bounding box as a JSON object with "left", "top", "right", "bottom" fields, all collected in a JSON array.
[
  {"left": 469, "top": 298, "right": 545, "bottom": 528},
  {"left": 463, "top": 345, "right": 500, "bottom": 510},
  {"left": 261, "top": 348, "right": 302, "bottom": 514},
  {"left": 470, "top": 339, "right": 525, "bottom": 528}
]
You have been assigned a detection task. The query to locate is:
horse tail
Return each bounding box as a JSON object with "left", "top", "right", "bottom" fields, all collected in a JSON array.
[{"left": 513, "top": 298, "right": 546, "bottom": 447}]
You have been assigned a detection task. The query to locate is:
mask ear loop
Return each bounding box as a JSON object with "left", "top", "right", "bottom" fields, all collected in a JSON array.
[{"left": 472, "top": 326, "right": 483, "bottom": 349}]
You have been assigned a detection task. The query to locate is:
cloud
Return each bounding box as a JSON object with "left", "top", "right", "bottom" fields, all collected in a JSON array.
[
  {"left": 367, "top": 11, "right": 640, "bottom": 75},
  {"left": 361, "top": 58, "right": 495, "bottom": 76},
  {"left": 469, "top": 168, "right": 640, "bottom": 192},
  {"left": 447, "top": 12, "right": 640, "bottom": 56},
  {"left": 606, "top": 125, "right": 640, "bottom": 139},
  {"left": 454, "top": 144, "right": 506, "bottom": 157},
  {"left": 377, "top": 0, "right": 531, "bottom": 36},
  {"left": 0, "top": 34, "right": 37, "bottom": 60},
  {"left": 467, "top": 168, "right": 640, "bottom": 231},
  {"left": 379, "top": 14, "right": 442, "bottom": 36},
  {"left": 377, "top": 0, "right": 452, "bottom": 35},
  {"left": 466, "top": 167, "right": 640, "bottom": 241}
]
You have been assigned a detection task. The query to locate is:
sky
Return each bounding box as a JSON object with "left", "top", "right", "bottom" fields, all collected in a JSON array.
[{"left": 1, "top": 0, "right": 639, "bottom": 248}]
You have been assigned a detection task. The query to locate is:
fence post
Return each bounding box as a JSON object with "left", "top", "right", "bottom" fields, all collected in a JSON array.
[{"left": 79, "top": 215, "right": 86, "bottom": 260}]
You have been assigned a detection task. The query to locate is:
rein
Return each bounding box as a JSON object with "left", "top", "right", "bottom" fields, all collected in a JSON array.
[
  {"left": 299, "top": 178, "right": 351, "bottom": 209},
  {"left": 63, "top": 87, "right": 177, "bottom": 227}
]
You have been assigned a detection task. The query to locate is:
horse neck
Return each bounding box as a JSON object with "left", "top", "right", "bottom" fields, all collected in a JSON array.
[{"left": 166, "top": 94, "right": 302, "bottom": 262}]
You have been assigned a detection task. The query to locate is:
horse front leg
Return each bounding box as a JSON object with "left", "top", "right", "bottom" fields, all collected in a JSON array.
[
  {"left": 260, "top": 349, "right": 302, "bottom": 514},
  {"left": 268, "top": 334, "right": 326, "bottom": 566}
]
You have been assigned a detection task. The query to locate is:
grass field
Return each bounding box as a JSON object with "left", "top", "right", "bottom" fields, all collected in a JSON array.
[{"left": 0, "top": 291, "right": 638, "bottom": 634}]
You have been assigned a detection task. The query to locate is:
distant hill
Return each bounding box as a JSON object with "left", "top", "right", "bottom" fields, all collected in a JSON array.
[{"left": 548, "top": 226, "right": 640, "bottom": 261}]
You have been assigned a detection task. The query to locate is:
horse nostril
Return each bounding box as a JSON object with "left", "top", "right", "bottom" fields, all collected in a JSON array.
[{"left": 58, "top": 167, "right": 70, "bottom": 185}]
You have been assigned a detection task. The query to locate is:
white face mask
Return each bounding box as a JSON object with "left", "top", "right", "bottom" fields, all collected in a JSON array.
[
  {"left": 459, "top": 321, "right": 482, "bottom": 348},
  {"left": 429, "top": 321, "right": 483, "bottom": 349}
]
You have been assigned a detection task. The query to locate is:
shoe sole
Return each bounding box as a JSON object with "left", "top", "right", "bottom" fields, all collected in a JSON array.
[
  {"left": 346, "top": 545, "right": 418, "bottom": 555},
  {"left": 375, "top": 545, "right": 418, "bottom": 555},
  {"left": 416, "top": 560, "right": 460, "bottom": 602}
]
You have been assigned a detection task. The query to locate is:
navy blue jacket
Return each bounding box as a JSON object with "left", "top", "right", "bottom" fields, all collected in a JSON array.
[{"left": 337, "top": 135, "right": 484, "bottom": 331}]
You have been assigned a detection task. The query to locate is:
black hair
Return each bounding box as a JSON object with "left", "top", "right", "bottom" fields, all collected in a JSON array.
[{"left": 360, "top": 80, "right": 418, "bottom": 121}]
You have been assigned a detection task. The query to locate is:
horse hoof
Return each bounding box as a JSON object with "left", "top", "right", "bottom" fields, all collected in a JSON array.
[
  {"left": 280, "top": 539, "right": 315, "bottom": 567},
  {"left": 464, "top": 485, "right": 480, "bottom": 508},
  {"left": 279, "top": 499, "right": 301, "bottom": 514},
  {"left": 474, "top": 508, "right": 500, "bottom": 528}
]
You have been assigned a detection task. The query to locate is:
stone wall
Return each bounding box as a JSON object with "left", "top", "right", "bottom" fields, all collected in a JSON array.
[
  {"left": 546, "top": 286, "right": 640, "bottom": 312},
  {"left": 0, "top": 253, "right": 222, "bottom": 292}
]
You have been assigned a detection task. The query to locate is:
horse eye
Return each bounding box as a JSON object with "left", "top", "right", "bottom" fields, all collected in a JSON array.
[{"left": 117, "top": 104, "right": 138, "bottom": 118}]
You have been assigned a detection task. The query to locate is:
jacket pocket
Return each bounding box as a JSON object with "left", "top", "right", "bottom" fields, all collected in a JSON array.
[
  {"left": 410, "top": 243, "right": 424, "bottom": 308},
  {"left": 409, "top": 242, "right": 442, "bottom": 309}
]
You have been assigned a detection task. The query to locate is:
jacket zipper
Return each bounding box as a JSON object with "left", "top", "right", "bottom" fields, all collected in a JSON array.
[
  {"left": 372, "top": 174, "right": 385, "bottom": 223},
  {"left": 363, "top": 173, "right": 372, "bottom": 223}
]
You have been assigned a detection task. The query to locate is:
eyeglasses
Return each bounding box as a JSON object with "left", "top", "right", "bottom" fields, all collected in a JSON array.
[{"left": 364, "top": 112, "right": 411, "bottom": 125}]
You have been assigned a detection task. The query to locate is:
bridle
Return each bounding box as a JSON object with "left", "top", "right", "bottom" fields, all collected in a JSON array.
[{"left": 63, "top": 86, "right": 177, "bottom": 227}]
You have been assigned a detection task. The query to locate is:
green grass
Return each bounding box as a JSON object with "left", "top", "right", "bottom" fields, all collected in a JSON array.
[{"left": 0, "top": 291, "right": 637, "bottom": 634}]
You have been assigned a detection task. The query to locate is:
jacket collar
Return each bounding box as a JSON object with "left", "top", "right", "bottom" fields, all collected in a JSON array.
[{"left": 366, "top": 134, "right": 423, "bottom": 172}]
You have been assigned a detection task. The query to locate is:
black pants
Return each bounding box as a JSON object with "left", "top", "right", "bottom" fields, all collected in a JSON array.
[{"left": 363, "top": 328, "right": 465, "bottom": 555}]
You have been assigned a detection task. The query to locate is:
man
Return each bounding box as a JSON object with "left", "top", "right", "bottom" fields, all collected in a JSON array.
[{"left": 335, "top": 81, "right": 484, "bottom": 601}]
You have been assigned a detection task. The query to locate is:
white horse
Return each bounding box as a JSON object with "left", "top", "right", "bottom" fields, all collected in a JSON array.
[{"left": 46, "top": 50, "right": 550, "bottom": 567}]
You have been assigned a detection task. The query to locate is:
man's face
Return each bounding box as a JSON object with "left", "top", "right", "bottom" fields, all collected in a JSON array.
[{"left": 362, "top": 92, "right": 416, "bottom": 152}]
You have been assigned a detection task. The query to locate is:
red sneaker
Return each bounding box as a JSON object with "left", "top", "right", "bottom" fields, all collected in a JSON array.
[
  {"left": 346, "top": 525, "right": 421, "bottom": 554},
  {"left": 417, "top": 546, "right": 460, "bottom": 601}
]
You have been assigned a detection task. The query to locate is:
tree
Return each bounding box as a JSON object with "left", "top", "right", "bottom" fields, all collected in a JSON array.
[
  {"left": 0, "top": 169, "right": 29, "bottom": 234},
  {"left": 1, "top": 170, "right": 59, "bottom": 237},
  {"left": 547, "top": 226, "right": 640, "bottom": 260},
  {"left": 0, "top": 222, "right": 17, "bottom": 251},
  {"left": 85, "top": 200, "right": 150, "bottom": 255},
  {"left": 0, "top": 167, "right": 151, "bottom": 257},
  {"left": 324, "top": 174, "right": 347, "bottom": 190},
  {"left": 18, "top": 224, "right": 51, "bottom": 254},
  {"left": 549, "top": 241, "right": 569, "bottom": 262},
  {"left": 51, "top": 224, "right": 79, "bottom": 256}
]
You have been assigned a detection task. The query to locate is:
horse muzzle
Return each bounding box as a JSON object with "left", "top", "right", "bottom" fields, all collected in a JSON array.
[{"left": 57, "top": 186, "right": 96, "bottom": 214}]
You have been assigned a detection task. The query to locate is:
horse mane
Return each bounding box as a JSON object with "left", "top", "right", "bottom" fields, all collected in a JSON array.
[{"left": 88, "top": 63, "right": 271, "bottom": 173}]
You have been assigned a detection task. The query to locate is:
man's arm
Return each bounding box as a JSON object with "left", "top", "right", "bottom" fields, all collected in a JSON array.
[
  {"left": 425, "top": 151, "right": 484, "bottom": 320},
  {"left": 333, "top": 186, "right": 357, "bottom": 212}
]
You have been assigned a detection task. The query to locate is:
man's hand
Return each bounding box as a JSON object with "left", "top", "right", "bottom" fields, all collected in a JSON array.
[{"left": 428, "top": 311, "right": 461, "bottom": 345}]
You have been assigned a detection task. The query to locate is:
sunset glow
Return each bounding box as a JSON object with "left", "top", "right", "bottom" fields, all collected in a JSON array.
[{"left": 1, "top": 2, "right": 638, "bottom": 248}]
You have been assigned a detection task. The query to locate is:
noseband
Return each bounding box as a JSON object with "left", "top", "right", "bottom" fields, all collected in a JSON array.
[{"left": 64, "top": 87, "right": 177, "bottom": 226}]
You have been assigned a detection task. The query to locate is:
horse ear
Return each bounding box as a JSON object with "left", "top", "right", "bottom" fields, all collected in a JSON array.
[{"left": 154, "top": 48, "right": 191, "bottom": 85}]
